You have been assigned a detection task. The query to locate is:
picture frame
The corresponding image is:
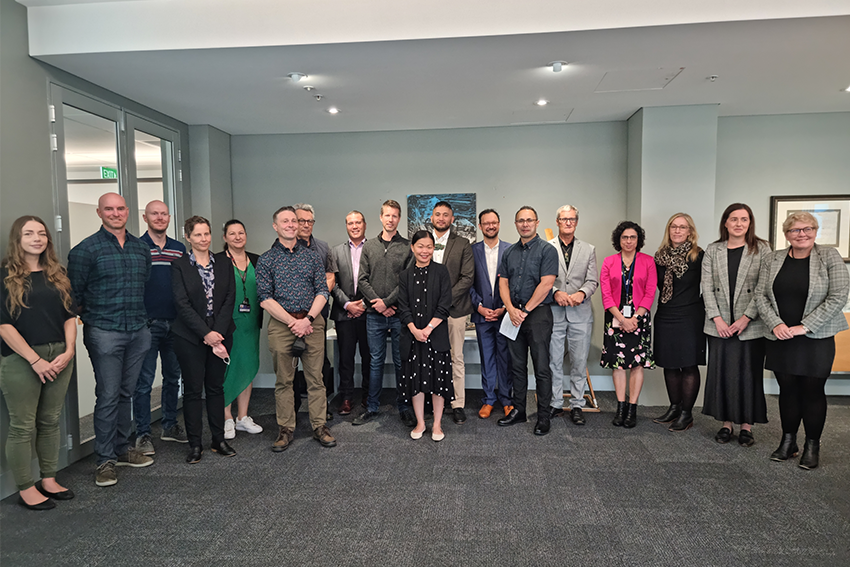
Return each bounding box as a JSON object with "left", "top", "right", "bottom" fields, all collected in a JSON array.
[
  {"left": 407, "top": 193, "right": 477, "bottom": 243},
  {"left": 769, "top": 195, "right": 850, "bottom": 261}
]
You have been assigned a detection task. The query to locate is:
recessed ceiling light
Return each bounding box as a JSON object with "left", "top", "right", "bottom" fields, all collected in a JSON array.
[
  {"left": 327, "top": 107, "right": 340, "bottom": 114},
  {"left": 535, "top": 99, "right": 549, "bottom": 106},
  {"left": 548, "top": 61, "right": 568, "bottom": 72},
  {"left": 843, "top": 85, "right": 850, "bottom": 92},
  {"left": 303, "top": 85, "right": 315, "bottom": 91},
  {"left": 287, "top": 72, "right": 307, "bottom": 82}
]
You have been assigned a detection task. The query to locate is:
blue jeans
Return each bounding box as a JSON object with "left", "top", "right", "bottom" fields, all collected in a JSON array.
[
  {"left": 83, "top": 325, "right": 151, "bottom": 465},
  {"left": 134, "top": 319, "right": 182, "bottom": 435},
  {"left": 366, "top": 313, "right": 408, "bottom": 413}
]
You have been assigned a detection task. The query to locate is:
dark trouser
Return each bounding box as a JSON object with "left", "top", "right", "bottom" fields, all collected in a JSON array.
[
  {"left": 134, "top": 318, "right": 182, "bottom": 435},
  {"left": 507, "top": 305, "right": 553, "bottom": 416},
  {"left": 774, "top": 372, "right": 829, "bottom": 441},
  {"left": 336, "top": 317, "right": 371, "bottom": 401},
  {"left": 173, "top": 335, "right": 228, "bottom": 448}
]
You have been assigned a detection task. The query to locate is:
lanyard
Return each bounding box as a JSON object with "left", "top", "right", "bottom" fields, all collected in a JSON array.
[
  {"left": 227, "top": 251, "right": 250, "bottom": 299},
  {"left": 621, "top": 254, "right": 635, "bottom": 302}
]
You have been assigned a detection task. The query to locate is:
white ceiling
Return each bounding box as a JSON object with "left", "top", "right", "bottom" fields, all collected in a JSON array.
[{"left": 19, "top": 1, "right": 850, "bottom": 135}]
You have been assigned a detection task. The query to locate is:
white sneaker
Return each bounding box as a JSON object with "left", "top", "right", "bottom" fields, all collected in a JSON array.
[
  {"left": 224, "top": 418, "right": 236, "bottom": 440},
  {"left": 235, "top": 415, "right": 263, "bottom": 434}
]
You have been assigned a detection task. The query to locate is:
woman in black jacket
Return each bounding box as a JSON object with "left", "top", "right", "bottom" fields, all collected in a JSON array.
[
  {"left": 397, "top": 231, "right": 453, "bottom": 442},
  {"left": 171, "top": 216, "right": 236, "bottom": 463}
]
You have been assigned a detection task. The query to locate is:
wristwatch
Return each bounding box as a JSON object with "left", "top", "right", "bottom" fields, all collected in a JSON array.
[
  {"left": 307, "top": 314, "right": 315, "bottom": 323},
  {"left": 427, "top": 323, "right": 435, "bottom": 329}
]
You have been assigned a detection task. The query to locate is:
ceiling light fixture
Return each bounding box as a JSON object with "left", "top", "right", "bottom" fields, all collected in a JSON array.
[
  {"left": 303, "top": 85, "right": 315, "bottom": 91},
  {"left": 548, "top": 61, "right": 568, "bottom": 72},
  {"left": 314, "top": 94, "right": 324, "bottom": 101},
  {"left": 327, "top": 107, "right": 340, "bottom": 114},
  {"left": 844, "top": 85, "right": 850, "bottom": 92},
  {"left": 535, "top": 99, "right": 549, "bottom": 106},
  {"left": 287, "top": 72, "right": 307, "bottom": 82}
]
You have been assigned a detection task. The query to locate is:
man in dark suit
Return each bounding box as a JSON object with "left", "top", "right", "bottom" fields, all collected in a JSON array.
[
  {"left": 470, "top": 209, "right": 513, "bottom": 419},
  {"left": 328, "top": 211, "right": 372, "bottom": 415},
  {"left": 430, "top": 201, "right": 475, "bottom": 424}
]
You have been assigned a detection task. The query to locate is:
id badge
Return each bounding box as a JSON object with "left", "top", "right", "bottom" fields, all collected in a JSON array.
[
  {"left": 622, "top": 305, "right": 633, "bottom": 318},
  {"left": 238, "top": 300, "right": 251, "bottom": 313}
]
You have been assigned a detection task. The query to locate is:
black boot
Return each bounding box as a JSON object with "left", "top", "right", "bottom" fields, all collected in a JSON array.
[
  {"left": 798, "top": 438, "right": 820, "bottom": 470},
  {"left": 668, "top": 410, "right": 693, "bottom": 431},
  {"left": 612, "top": 401, "right": 627, "bottom": 427},
  {"left": 769, "top": 433, "right": 799, "bottom": 462},
  {"left": 623, "top": 403, "right": 638, "bottom": 428},
  {"left": 653, "top": 404, "right": 681, "bottom": 424}
]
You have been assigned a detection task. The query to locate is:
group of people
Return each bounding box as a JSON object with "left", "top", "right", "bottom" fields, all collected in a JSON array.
[{"left": 1, "top": 193, "right": 847, "bottom": 511}]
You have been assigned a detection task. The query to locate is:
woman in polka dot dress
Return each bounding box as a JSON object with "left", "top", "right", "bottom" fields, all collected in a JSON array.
[{"left": 397, "top": 230, "right": 454, "bottom": 441}]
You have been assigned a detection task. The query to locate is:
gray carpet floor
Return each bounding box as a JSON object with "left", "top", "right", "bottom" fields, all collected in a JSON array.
[{"left": 1, "top": 389, "right": 849, "bottom": 567}]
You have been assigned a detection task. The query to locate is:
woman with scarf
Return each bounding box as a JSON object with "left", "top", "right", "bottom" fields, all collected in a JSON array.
[{"left": 652, "top": 213, "right": 705, "bottom": 431}]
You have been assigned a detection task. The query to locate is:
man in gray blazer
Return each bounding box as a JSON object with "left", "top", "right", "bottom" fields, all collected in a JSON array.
[
  {"left": 548, "top": 205, "right": 598, "bottom": 425},
  {"left": 431, "top": 201, "right": 475, "bottom": 424},
  {"left": 328, "top": 211, "right": 372, "bottom": 415}
]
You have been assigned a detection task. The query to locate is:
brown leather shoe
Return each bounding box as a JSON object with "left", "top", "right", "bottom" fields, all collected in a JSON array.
[
  {"left": 313, "top": 425, "right": 337, "bottom": 448},
  {"left": 478, "top": 404, "right": 493, "bottom": 419},
  {"left": 338, "top": 400, "right": 353, "bottom": 416},
  {"left": 272, "top": 426, "right": 294, "bottom": 452},
  {"left": 504, "top": 405, "right": 514, "bottom": 417}
]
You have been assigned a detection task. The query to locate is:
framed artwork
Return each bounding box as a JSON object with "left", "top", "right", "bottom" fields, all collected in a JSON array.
[
  {"left": 769, "top": 195, "right": 850, "bottom": 261},
  {"left": 407, "top": 193, "right": 477, "bottom": 243}
]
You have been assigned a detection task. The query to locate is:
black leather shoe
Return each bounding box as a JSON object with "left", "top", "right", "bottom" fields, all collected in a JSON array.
[
  {"left": 623, "top": 403, "right": 638, "bottom": 428},
  {"left": 185, "top": 446, "right": 203, "bottom": 464},
  {"left": 770, "top": 433, "right": 799, "bottom": 461},
  {"left": 798, "top": 438, "right": 820, "bottom": 470},
  {"left": 738, "top": 429, "right": 755, "bottom": 447},
  {"left": 668, "top": 410, "right": 693, "bottom": 432},
  {"left": 653, "top": 403, "right": 681, "bottom": 424},
  {"left": 352, "top": 411, "right": 379, "bottom": 426},
  {"left": 551, "top": 407, "right": 565, "bottom": 418},
  {"left": 18, "top": 495, "right": 55, "bottom": 511},
  {"left": 570, "top": 408, "right": 586, "bottom": 426},
  {"left": 533, "top": 418, "right": 551, "bottom": 436},
  {"left": 714, "top": 427, "right": 733, "bottom": 444},
  {"left": 612, "top": 401, "right": 627, "bottom": 427},
  {"left": 452, "top": 408, "right": 467, "bottom": 425},
  {"left": 211, "top": 441, "right": 236, "bottom": 457},
  {"left": 497, "top": 409, "right": 528, "bottom": 426},
  {"left": 35, "top": 481, "right": 75, "bottom": 501},
  {"left": 400, "top": 409, "right": 417, "bottom": 428}
]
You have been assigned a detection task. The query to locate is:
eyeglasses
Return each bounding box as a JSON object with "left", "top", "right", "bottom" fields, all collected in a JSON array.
[
  {"left": 670, "top": 224, "right": 690, "bottom": 231},
  {"left": 480, "top": 222, "right": 499, "bottom": 227},
  {"left": 557, "top": 217, "right": 578, "bottom": 224},
  {"left": 297, "top": 219, "right": 315, "bottom": 225},
  {"left": 621, "top": 235, "right": 638, "bottom": 240},
  {"left": 515, "top": 218, "right": 537, "bottom": 225},
  {"left": 786, "top": 226, "right": 816, "bottom": 235}
]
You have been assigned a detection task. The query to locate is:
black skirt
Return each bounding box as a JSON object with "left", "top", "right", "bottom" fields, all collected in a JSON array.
[
  {"left": 653, "top": 302, "right": 706, "bottom": 368},
  {"left": 765, "top": 336, "right": 835, "bottom": 379},
  {"left": 702, "top": 336, "right": 767, "bottom": 424}
]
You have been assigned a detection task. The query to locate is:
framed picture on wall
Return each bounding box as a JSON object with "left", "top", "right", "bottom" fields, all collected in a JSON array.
[
  {"left": 769, "top": 195, "right": 850, "bottom": 261},
  {"left": 407, "top": 193, "right": 477, "bottom": 243}
]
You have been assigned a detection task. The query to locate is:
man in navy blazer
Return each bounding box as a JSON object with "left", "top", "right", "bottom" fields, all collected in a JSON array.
[{"left": 469, "top": 209, "right": 513, "bottom": 419}]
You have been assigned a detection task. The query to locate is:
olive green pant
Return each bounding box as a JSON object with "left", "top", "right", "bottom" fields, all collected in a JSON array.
[{"left": 0, "top": 343, "right": 73, "bottom": 491}]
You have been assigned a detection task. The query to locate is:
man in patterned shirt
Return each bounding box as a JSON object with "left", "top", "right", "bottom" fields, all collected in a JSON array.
[
  {"left": 68, "top": 192, "right": 153, "bottom": 487},
  {"left": 257, "top": 206, "right": 335, "bottom": 451}
]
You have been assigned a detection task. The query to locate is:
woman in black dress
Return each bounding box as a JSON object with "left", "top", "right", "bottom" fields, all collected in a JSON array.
[
  {"left": 756, "top": 211, "right": 849, "bottom": 470},
  {"left": 652, "top": 213, "right": 705, "bottom": 431},
  {"left": 702, "top": 204, "right": 771, "bottom": 447},
  {"left": 397, "top": 230, "right": 453, "bottom": 442}
]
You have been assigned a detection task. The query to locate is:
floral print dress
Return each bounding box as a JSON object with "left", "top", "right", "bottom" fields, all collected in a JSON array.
[{"left": 600, "top": 258, "right": 655, "bottom": 370}]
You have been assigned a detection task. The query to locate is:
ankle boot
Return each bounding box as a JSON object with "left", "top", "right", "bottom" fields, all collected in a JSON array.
[
  {"left": 769, "top": 433, "right": 799, "bottom": 462},
  {"left": 668, "top": 410, "right": 693, "bottom": 431},
  {"left": 612, "top": 401, "right": 627, "bottom": 427},
  {"left": 798, "top": 438, "right": 820, "bottom": 470},
  {"left": 653, "top": 403, "right": 681, "bottom": 424},
  {"left": 623, "top": 403, "right": 638, "bottom": 428}
]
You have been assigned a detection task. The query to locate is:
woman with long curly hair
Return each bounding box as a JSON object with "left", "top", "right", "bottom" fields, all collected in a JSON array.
[{"left": 0, "top": 216, "right": 77, "bottom": 510}]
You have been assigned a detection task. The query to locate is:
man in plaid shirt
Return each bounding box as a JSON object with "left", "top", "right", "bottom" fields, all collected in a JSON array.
[{"left": 68, "top": 193, "right": 153, "bottom": 487}]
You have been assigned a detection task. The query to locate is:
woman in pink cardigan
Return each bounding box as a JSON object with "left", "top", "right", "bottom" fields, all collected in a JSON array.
[{"left": 600, "top": 221, "right": 657, "bottom": 428}]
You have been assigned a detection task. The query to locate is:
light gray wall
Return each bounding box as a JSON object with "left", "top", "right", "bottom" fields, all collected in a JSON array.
[{"left": 189, "top": 124, "right": 233, "bottom": 233}]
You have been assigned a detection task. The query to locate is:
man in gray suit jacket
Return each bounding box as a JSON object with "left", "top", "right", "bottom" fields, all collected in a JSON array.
[
  {"left": 328, "top": 211, "right": 372, "bottom": 416},
  {"left": 548, "top": 205, "right": 598, "bottom": 425},
  {"left": 431, "top": 201, "right": 475, "bottom": 424}
]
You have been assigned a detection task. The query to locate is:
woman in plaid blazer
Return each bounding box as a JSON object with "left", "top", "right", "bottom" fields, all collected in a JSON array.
[{"left": 756, "top": 211, "right": 849, "bottom": 470}]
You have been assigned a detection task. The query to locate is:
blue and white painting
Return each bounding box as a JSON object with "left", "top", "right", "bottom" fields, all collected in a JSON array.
[{"left": 407, "top": 193, "right": 477, "bottom": 244}]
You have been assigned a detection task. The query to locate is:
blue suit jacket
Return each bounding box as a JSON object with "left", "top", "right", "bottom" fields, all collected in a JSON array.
[{"left": 470, "top": 239, "right": 511, "bottom": 324}]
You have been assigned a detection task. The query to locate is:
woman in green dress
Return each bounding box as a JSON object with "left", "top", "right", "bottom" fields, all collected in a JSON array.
[{"left": 218, "top": 220, "right": 264, "bottom": 439}]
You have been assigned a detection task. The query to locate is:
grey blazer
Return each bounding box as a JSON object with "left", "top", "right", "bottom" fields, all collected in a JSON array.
[
  {"left": 755, "top": 244, "right": 850, "bottom": 340},
  {"left": 702, "top": 240, "right": 771, "bottom": 341},
  {"left": 547, "top": 237, "right": 598, "bottom": 323},
  {"left": 329, "top": 241, "right": 367, "bottom": 322},
  {"left": 436, "top": 231, "right": 474, "bottom": 318}
]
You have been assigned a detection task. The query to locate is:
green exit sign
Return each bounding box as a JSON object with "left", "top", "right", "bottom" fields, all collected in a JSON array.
[{"left": 100, "top": 166, "right": 118, "bottom": 179}]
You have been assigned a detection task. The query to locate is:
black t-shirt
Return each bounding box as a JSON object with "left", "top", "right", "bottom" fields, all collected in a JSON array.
[
  {"left": 773, "top": 255, "right": 810, "bottom": 327},
  {"left": 0, "top": 268, "right": 77, "bottom": 357},
  {"left": 655, "top": 250, "right": 705, "bottom": 310},
  {"left": 727, "top": 246, "right": 744, "bottom": 309}
]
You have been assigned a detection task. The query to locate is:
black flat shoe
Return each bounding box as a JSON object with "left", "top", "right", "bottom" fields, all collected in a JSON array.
[
  {"left": 714, "top": 427, "right": 733, "bottom": 444},
  {"left": 35, "top": 481, "right": 75, "bottom": 501},
  {"left": 497, "top": 409, "right": 527, "bottom": 426},
  {"left": 653, "top": 403, "right": 682, "bottom": 424},
  {"left": 211, "top": 441, "right": 237, "bottom": 457},
  {"left": 550, "top": 407, "right": 565, "bottom": 418},
  {"left": 770, "top": 433, "right": 799, "bottom": 462},
  {"left": 570, "top": 408, "right": 586, "bottom": 426},
  {"left": 533, "top": 418, "right": 550, "bottom": 436},
  {"left": 738, "top": 429, "right": 755, "bottom": 447},
  {"left": 186, "top": 447, "right": 203, "bottom": 464},
  {"left": 18, "top": 495, "right": 55, "bottom": 511}
]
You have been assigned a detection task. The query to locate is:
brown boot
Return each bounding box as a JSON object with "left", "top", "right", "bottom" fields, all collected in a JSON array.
[
  {"left": 313, "top": 425, "right": 337, "bottom": 448},
  {"left": 272, "top": 426, "right": 294, "bottom": 452}
]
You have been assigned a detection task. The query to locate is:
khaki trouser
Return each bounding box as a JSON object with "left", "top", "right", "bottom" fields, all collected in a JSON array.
[
  {"left": 447, "top": 316, "right": 466, "bottom": 408},
  {"left": 268, "top": 316, "right": 327, "bottom": 430}
]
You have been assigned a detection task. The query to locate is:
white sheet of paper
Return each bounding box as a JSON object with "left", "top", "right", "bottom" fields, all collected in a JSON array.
[{"left": 499, "top": 313, "right": 520, "bottom": 340}]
